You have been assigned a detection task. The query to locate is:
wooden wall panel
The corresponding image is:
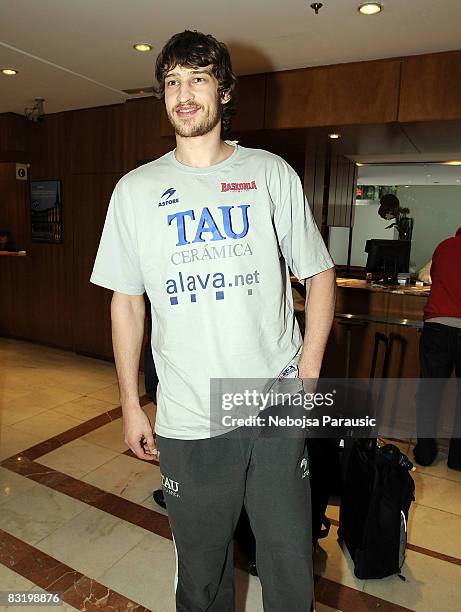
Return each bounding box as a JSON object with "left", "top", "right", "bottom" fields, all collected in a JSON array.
[
  {"left": 159, "top": 104, "right": 174, "bottom": 138},
  {"left": 71, "top": 173, "right": 122, "bottom": 359},
  {"left": 0, "top": 251, "right": 70, "bottom": 347},
  {"left": 0, "top": 115, "right": 75, "bottom": 349},
  {"left": 0, "top": 113, "right": 27, "bottom": 154},
  {"left": 124, "top": 98, "right": 173, "bottom": 171},
  {"left": 327, "top": 153, "right": 338, "bottom": 227},
  {"left": 304, "top": 133, "right": 327, "bottom": 229},
  {"left": 0, "top": 258, "right": 16, "bottom": 336},
  {"left": 0, "top": 256, "right": 32, "bottom": 340},
  {"left": 28, "top": 113, "right": 71, "bottom": 179},
  {"left": 266, "top": 59, "right": 401, "bottom": 129},
  {"left": 70, "top": 105, "right": 125, "bottom": 174},
  {"left": 0, "top": 163, "right": 29, "bottom": 250},
  {"left": 231, "top": 74, "right": 266, "bottom": 133},
  {"left": 328, "top": 154, "right": 356, "bottom": 229},
  {"left": 20, "top": 243, "right": 73, "bottom": 347},
  {"left": 304, "top": 132, "right": 356, "bottom": 236},
  {"left": 399, "top": 51, "right": 461, "bottom": 122},
  {"left": 24, "top": 112, "right": 74, "bottom": 349}
]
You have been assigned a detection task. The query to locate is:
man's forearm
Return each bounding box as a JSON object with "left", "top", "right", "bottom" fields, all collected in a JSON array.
[
  {"left": 298, "top": 267, "right": 336, "bottom": 378},
  {"left": 111, "top": 292, "right": 145, "bottom": 409}
]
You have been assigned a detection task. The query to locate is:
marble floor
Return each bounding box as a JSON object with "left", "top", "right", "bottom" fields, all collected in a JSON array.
[{"left": 0, "top": 338, "right": 460, "bottom": 611}]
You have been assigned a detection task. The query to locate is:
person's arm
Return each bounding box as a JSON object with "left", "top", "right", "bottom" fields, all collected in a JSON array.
[
  {"left": 298, "top": 267, "right": 336, "bottom": 379},
  {"left": 418, "top": 259, "right": 432, "bottom": 284},
  {"left": 111, "top": 291, "right": 157, "bottom": 460}
]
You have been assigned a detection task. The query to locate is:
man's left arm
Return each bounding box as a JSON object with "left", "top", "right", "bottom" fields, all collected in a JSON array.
[{"left": 298, "top": 267, "right": 336, "bottom": 379}]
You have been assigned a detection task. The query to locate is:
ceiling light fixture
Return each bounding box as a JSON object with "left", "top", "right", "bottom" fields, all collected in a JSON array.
[
  {"left": 358, "top": 3, "right": 383, "bottom": 15},
  {"left": 328, "top": 133, "right": 341, "bottom": 139},
  {"left": 133, "top": 43, "right": 152, "bottom": 52},
  {"left": 122, "top": 86, "right": 154, "bottom": 95},
  {"left": 1, "top": 68, "right": 18, "bottom": 76},
  {"left": 444, "top": 160, "right": 461, "bottom": 166},
  {"left": 310, "top": 3, "right": 323, "bottom": 14}
]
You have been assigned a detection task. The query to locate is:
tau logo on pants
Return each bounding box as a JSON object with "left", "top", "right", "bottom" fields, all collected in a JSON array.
[{"left": 161, "top": 473, "right": 180, "bottom": 498}]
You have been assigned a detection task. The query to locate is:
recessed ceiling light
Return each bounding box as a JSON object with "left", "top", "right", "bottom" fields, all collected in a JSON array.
[
  {"left": 404, "top": 185, "right": 410, "bottom": 188},
  {"left": 1, "top": 68, "right": 18, "bottom": 76},
  {"left": 134, "top": 43, "right": 152, "bottom": 52},
  {"left": 122, "top": 86, "right": 154, "bottom": 95},
  {"left": 444, "top": 160, "right": 461, "bottom": 166},
  {"left": 358, "top": 3, "right": 382, "bottom": 15},
  {"left": 328, "top": 133, "right": 341, "bottom": 139}
]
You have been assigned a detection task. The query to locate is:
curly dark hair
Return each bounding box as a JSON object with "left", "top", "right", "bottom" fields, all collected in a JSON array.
[
  {"left": 378, "top": 193, "right": 400, "bottom": 219},
  {"left": 154, "top": 30, "right": 237, "bottom": 132}
]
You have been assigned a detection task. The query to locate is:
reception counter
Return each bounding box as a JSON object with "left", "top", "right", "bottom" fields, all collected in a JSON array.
[{"left": 293, "top": 277, "right": 429, "bottom": 378}]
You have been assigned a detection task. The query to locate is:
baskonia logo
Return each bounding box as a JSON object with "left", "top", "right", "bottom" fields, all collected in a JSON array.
[
  {"left": 158, "top": 187, "right": 179, "bottom": 207},
  {"left": 221, "top": 181, "right": 257, "bottom": 192}
]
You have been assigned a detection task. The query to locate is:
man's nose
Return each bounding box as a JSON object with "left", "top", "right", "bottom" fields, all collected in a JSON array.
[{"left": 177, "top": 82, "right": 194, "bottom": 103}]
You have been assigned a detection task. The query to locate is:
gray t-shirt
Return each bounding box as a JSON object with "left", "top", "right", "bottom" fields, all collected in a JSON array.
[{"left": 91, "top": 144, "right": 333, "bottom": 439}]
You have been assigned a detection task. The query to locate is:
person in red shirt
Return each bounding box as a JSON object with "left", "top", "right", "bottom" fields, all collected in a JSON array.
[{"left": 414, "top": 228, "right": 461, "bottom": 469}]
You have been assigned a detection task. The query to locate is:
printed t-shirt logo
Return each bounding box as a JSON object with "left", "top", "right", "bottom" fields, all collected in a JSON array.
[
  {"left": 221, "top": 180, "right": 257, "bottom": 193},
  {"left": 158, "top": 187, "right": 179, "bottom": 207}
]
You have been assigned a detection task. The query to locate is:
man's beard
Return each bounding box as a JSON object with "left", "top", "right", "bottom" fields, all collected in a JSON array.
[{"left": 168, "top": 101, "right": 222, "bottom": 138}]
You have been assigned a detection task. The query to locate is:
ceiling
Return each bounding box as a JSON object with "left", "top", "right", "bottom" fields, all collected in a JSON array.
[
  {"left": 1, "top": 0, "right": 461, "bottom": 115},
  {"left": 325, "top": 121, "right": 461, "bottom": 162},
  {"left": 357, "top": 163, "right": 461, "bottom": 186}
]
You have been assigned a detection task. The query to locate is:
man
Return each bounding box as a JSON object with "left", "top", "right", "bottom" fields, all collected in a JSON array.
[
  {"left": 91, "top": 30, "right": 335, "bottom": 611},
  {"left": 414, "top": 228, "right": 461, "bottom": 470}
]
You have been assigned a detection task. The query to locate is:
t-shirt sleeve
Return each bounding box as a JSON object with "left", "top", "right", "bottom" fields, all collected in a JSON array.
[
  {"left": 273, "top": 163, "right": 334, "bottom": 281},
  {"left": 90, "top": 179, "right": 145, "bottom": 295}
]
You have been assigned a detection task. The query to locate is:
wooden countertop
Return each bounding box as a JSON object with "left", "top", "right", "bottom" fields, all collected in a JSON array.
[{"left": 336, "top": 277, "right": 430, "bottom": 297}]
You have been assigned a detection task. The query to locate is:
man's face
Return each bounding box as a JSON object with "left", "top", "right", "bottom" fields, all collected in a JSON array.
[{"left": 164, "top": 64, "right": 227, "bottom": 138}]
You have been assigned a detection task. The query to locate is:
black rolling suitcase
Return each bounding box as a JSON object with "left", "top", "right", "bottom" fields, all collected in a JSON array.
[
  {"left": 338, "top": 440, "right": 415, "bottom": 579},
  {"left": 338, "top": 332, "right": 416, "bottom": 579}
]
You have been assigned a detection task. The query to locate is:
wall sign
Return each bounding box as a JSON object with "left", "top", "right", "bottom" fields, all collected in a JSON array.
[
  {"left": 31, "top": 180, "right": 62, "bottom": 243},
  {"left": 16, "top": 163, "right": 28, "bottom": 181}
]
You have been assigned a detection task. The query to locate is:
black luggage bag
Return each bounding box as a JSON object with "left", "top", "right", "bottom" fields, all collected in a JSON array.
[
  {"left": 338, "top": 332, "right": 416, "bottom": 579},
  {"left": 338, "top": 439, "right": 415, "bottom": 579}
]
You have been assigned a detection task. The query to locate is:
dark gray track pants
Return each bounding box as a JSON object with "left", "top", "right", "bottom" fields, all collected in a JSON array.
[{"left": 156, "top": 431, "right": 313, "bottom": 612}]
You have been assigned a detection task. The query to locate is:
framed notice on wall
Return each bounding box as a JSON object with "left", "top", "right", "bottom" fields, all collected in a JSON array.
[{"left": 31, "top": 180, "right": 62, "bottom": 243}]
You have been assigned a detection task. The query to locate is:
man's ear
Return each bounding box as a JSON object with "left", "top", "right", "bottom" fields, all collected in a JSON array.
[{"left": 221, "top": 90, "right": 231, "bottom": 104}]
